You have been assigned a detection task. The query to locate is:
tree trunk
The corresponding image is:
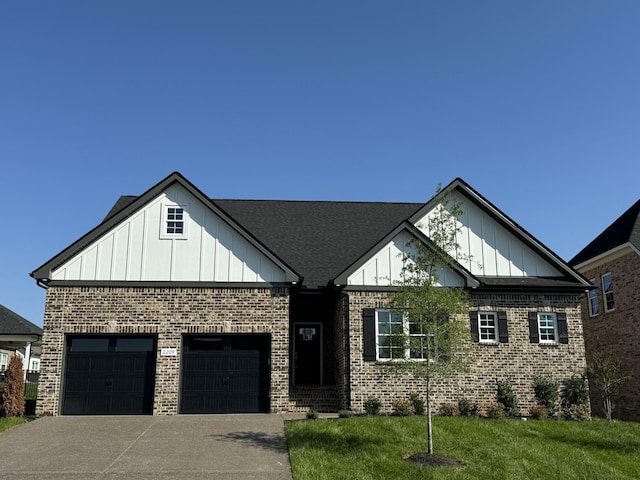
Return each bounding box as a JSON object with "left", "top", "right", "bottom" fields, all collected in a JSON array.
[{"left": 426, "top": 375, "right": 433, "bottom": 454}]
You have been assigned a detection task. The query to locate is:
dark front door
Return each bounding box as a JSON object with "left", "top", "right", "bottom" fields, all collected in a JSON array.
[
  {"left": 62, "top": 336, "right": 157, "bottom": 415},
  {"left": 293, "top": 323, "right": 322, "bottom": 384},
  {"left": 180, "top": 335, "right": 270, "bottom": 414}
]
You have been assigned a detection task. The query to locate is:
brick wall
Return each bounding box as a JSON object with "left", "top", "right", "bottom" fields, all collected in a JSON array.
[
  {"left": 579, "top": 250, "right": 640, "bottom": 421},
  {"left": 37, "top": 286, "right": 290, "bottom": 416},
  {"left": 346, "top": 290, "right": 587, "bottom": 416}
]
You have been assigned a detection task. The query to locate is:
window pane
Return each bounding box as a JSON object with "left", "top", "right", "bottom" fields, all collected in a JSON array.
[
  {"left": 116, "top": 338, "right": 154, "bottom": 352},
  {"left": 71, "top": 338, "right": 109, "bottom": 352}
]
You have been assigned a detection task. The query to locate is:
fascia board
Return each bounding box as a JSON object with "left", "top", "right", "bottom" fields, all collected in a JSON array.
[{"left": 572, "top": 242, "right": 638, "bottom": 272}]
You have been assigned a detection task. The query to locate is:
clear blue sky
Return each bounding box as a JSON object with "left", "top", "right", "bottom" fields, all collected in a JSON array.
[{"left": 2, "top": 1, "right": 639, "bottom": 327}]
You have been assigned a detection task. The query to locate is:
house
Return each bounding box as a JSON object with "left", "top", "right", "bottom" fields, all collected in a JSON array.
[
  {"left": 31, "top": 172, "right": 591, "bottom": 416},
  {"left": 570, "top": 199, "right": 640, "bottom": 421},
  {"left": 0, "top": 304, "right": 42, "bottom": 375}
]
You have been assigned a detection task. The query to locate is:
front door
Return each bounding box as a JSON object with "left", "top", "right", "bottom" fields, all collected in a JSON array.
[{"left": 293, "top": 323, "right": 322, "bottom": 384}]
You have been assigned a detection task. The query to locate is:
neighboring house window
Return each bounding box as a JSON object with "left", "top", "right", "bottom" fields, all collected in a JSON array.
[
  {"left": 528, "top": 312, "right": 569, "bottom": 344},
  {"left": 0, "top": 353, "right": 7, "bottom": 372},
  {"left": 469, "top": 311, "right": 509, "bottom": 344},
  {"left": 29, "top": 358, "right": 40, "bottom": 371},
  {"left": 161, "top": 204, "right": 188, "bottom": 239},
  {"left": 588, "top": 280, "right": 599, "bottom": 316},
  {"left": 602, "top": 273, "right": 615, "bottom": 312},
  {"left": 362, "top": 309, "right": 430, "bottom": 361}
]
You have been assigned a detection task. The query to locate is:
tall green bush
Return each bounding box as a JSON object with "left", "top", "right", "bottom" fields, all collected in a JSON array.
[
  {"left": 1, "top": 356, "right": 25, "bottom": 417},
  {"left": 532, "top": 376, "right": 558, "bottom": 413},
  {"left": 496, "top": 379, "right": 518, "bottom": 417}
]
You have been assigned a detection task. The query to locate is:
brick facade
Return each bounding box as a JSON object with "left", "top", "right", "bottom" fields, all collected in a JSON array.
[
  {"left": 578, "top": 250, "right": 640, "bottom": 421},
  {"left": 37, "top": 286, "right": 291, "bottom": 416},
  {"left": 345, "top": 290, "right": 587, "bottom": 415}
]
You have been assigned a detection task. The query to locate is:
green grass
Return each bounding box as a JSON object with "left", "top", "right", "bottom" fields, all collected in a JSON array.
[
  {"left": 285, "top": 416, "right": 640, "bottom": 480},
  {"left": 0, "top": 416, "right": 27, "bottom": 433}
]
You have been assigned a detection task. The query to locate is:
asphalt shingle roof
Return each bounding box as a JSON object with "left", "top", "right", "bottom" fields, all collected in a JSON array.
[
  {"left": 0, "top": 305, "right": 42, "bottom": 336},
  {"left": 570, "top": 199, "right": 640, "bottom": 266}
]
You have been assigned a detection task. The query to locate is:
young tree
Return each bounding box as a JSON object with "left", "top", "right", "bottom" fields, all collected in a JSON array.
[
  {"left": 1, "top": 355, "right": 26, "bottom": 417},
  {"left": 586, "top": 350, "right": 629, "bottom": 421},
  {"left": 387, "top": 187, "right": 474, "bottom": 455}
]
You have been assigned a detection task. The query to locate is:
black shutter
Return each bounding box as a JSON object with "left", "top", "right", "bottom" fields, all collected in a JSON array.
[
  {"left": 557, "top": 312, "right": 569, "bottom": 344},
  {"left": 528, "top": 312, "right": 539, "bottom": 343},
  {"left": 498, "top": 311, "right": 509, "bottom": 343},
  {"left": 363, "top": 308, "right": 376, "bottom": 361},
  {"left": 469, "top": 311, "right": 479, "bottom": 342}
]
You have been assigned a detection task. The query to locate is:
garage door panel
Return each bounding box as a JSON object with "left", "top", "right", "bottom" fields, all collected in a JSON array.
[
  {"left": 62, "top": 336, "right": 156, "bottom": 415},
  {"left": 180, "top": 335, "right": 269, "bottom": 414}
]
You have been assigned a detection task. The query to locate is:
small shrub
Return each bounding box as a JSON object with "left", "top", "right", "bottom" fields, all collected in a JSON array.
[
  {"left": 363, "top": 397, "right": 382, "bottom": 416},
  {"left": 562, "top": 404, "right": 591, "bottom": 421},
  {"left": 392, "top": 400, "right": 414, "bottom": 417},
  {"left": 306, "top": 409, "right": 318, "bottom": 420},
  {"left": 1, "top": 356, "right": 25, "bottom": 417},
  {"left": 485, "top": 403, "right": 506, "bottom": 419},
  {"left": 438, "top": 403, "right": 460, "bottom": 417},
  {"left": 533, "top": 376, "right": 559, "bottom": 413},
  {"left": 409, "top": 392, "right": 425, "bottom": 415},
  {"left": 338, "top": 409, "right": 354, "bottom": 418},
  {"left": 496, "top": 379, "right": 518, "bottom": 417},
  {"left": 561, "top": 376, "right": 589, "bottom": 408},
  {"left": 528, "top": 405, "right": 548, "bottom": 420},
  {"left": 458, "top": 397, "right": 479, "bottom": 417}
]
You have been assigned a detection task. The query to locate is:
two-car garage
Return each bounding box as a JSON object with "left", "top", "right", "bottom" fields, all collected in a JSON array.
[{"left": 61, "top": 334, "right": 271, "bottom": 415}]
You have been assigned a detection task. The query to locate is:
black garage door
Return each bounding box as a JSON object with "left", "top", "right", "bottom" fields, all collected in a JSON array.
[
  {"left": 62, "top": 336, "right": 157, "bottom": 415},
  {"left": 181, "top": 335, "right": 270, "bottom": 414}
]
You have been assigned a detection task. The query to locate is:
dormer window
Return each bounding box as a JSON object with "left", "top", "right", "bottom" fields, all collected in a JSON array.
[{"left": 161, "top": 204, "right": 188, "bottom": 239}]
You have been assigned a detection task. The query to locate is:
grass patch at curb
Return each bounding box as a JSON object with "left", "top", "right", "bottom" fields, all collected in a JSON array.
[
  {"left": 285, "top": 416, "right": 640, "bottom": 480},
  {"left": 0, "top": 417, "right": 28, "bottom": 433}
]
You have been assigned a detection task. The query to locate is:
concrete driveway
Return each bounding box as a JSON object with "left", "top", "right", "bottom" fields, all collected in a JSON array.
[{"left": 0, "top": 414, "right": 294, "bottom": 479}]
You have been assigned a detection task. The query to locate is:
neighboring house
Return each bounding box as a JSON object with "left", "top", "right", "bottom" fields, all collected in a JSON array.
[
  {"left": 0, "top": 304, "right": 42, "bottom": 375},
  {"left": 31, "top": 172, "right": 591, "bottom": 416},
  {"left": 570, "top": 199, "right": 640, "bottom": 421}
]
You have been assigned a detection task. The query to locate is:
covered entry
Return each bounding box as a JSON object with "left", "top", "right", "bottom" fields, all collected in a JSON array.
[
  {"left": 62, "top": 335, "right": 157, "bottom": 415},
  {"left": 180, "top": 334, "right": 270, "bottom": 414}
]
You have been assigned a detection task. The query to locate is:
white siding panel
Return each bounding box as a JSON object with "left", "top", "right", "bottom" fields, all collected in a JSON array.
[
  {"left": 112, "top": 224, "right": 130, "bottom": 280},
  {"left": 82, "top": 246, "right": 98, "bottom": 281},
  {"left": 127, "top": 212, "right": 145, "bottom": 281},
  {"left": 414, "top": 192, "right": 562, "bottom": 277},
  {"left": 97, "top": 235, "right": 114, "bottom": 280},
  {"left": 347, "top": 230, "right": 465, "bottom": 287}
]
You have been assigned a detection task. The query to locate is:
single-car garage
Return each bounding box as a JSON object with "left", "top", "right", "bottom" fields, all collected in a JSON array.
[
  {"left": 180, "top": 334, "right": 270, "bottom": 414},
  {"left": 62, "top": 335, "right": 157, "bottom": 415}
]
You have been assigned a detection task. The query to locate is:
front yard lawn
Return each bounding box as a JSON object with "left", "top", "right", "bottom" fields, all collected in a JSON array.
[{"left": 285, "top": 416, "right": 640, "bottom": 480}]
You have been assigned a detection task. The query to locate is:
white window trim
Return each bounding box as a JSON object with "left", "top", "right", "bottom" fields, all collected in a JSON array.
[
  {"left": 160, "top": 204, "right": 189, "bottom": 240},
  {"left": 537, "top": 312, "right": 558, "bottom": 345},
  {"left": 602, "top": 272, "right": 615, "bottom": 312},
  {"left": 374, "top": 309, "right": 429, "bottom": 362},
  {"left": 0, "top": 352, "right": 7, "bottom": 372},
  {"left": 478, "top": 311, "right": 499, "bottom": 344},
  {"left": 588, "top": 280, "right": 599, "bottom": 317}
]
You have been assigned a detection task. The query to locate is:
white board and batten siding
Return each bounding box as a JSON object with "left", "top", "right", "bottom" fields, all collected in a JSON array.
[
  {"left": 346, "top": 230, "right": 466, "bottom": 287},
  {"left": 414, "top": 191, "right": 562, "bottom": 278},
  {"left": 50, "top": 184, "right": 288, "bottom": 283}
]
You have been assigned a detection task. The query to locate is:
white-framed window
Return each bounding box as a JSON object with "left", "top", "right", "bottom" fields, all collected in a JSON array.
[
  {"left": 538, "top": 312, "right": 558, "bottom": 344},
  {"left": 375, "top": 309, "right": 429, "bottom": 361},
  {"left": 588, "top": 280, "right": 599, "bottom": 316},
  {"left": 478, "top": 312, "right": 499, "bottom": 343},
  {"left": 29, "top": 358, "right": 40, "bottom": 371},
  {"left": 161, "top": 204, "right": 189, "bottom": 239},
  {"left": 602, "top": 273, "right": 615, "bottom": 312},
  {"left": 0, "top": 353, "right": 7, "bottom": 372}
]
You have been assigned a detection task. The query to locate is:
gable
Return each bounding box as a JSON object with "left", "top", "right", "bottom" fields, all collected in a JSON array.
[
  {"left": 345, "top": 229, "right": 466, "bottom": 287},
  {"left": 34, "top": 174, "right": 299, "bottom": 284},
  {"left": 412, "top": 189, "right": 562, "bottom": 278}
]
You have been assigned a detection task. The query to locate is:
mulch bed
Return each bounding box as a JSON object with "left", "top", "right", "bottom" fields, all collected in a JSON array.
[{"left": 405, "top": 452, "right": 465, "bottom": 467}]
